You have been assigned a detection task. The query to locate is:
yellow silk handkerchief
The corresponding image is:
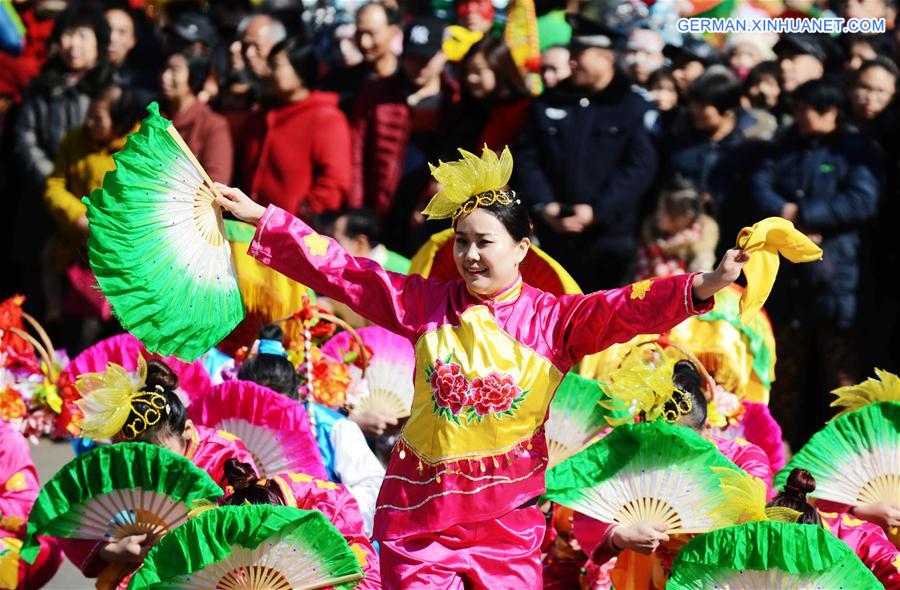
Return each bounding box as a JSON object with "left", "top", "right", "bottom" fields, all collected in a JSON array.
[{"left": 736, "top": 217, "right": 823, "bottom": 325}]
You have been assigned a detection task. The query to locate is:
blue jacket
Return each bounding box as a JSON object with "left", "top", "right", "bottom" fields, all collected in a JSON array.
[
  {"left": 750, "top": 129, "right": 881, "bottom": 327},
  {"left": 666, "top": 109, "right": 772, "bottom": 211},
  {"left": 305, "top": 401, "right": 343, "bottom": 482},
  {"left": 514, "top": 73, "right": 657, "bottom": 247}
]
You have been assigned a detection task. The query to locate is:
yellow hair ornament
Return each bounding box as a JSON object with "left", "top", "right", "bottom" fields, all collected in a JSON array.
[
  {"left": 764, "top": 506, "right": 803, "bottom": 523},
  {"left": 599, "top": 346, "right": 688, "bottom": 425},
  {"left": 74, "top": 355, "right": 168, "bottom": 440},
  {"left": 830, "top": 368, "right": 900, "bottom": 420},
  {"left": 422, "top": 145, "right": 514, "bottom": 221},
  {"left": 712, "top": 466, "right": 768, "bottom": 524},
  {"left": 735, "top": 217, "right": 823, "bottom": 325}
]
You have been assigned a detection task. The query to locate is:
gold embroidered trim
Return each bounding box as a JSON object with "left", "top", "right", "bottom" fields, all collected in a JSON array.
[
  {"left": 398, "top": 427, "right": 544, "bottom": 466},
  {"left": 376, "top": 463, "right": 546, "bottom": 512}
]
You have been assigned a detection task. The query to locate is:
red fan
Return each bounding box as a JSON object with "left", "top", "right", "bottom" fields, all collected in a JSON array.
[
  {"left": 410, "top": 229, "right": 582, "bottom": 296},
  {"left": 188, "top": 381, "right": 327, "bottom": 479},
  {"left": 61, "top": 333, "right": 212, "bottom": 403}
]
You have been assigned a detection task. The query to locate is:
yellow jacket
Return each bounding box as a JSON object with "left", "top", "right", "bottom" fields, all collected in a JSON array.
[{"left": 42, "top": 125, "right": 134, "bottom": 267}]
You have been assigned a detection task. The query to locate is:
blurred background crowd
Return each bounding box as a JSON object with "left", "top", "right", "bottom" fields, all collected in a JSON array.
[{"left": 0, "top": 0, "right": 898, "bottom": 450}]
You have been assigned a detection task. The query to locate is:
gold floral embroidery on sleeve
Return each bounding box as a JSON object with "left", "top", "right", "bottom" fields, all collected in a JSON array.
[
  {"left": 288, "top": 472, "right": 314, "bottom": 483},
  {"left": 303, "top": 233, "right": 330, "bottom": 257},
  {"left": 4, "top": 473, "right": 25, "bottom": 492},
  {"left": 630, "top": 279, "right": 653, "bottom": 300}
]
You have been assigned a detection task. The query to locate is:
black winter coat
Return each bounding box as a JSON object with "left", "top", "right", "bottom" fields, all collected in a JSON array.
[
  {"left": 514, "top": 73, "right": 657, "bottom": 248},
  {"left": 750, "top": 129, "right": 881, "bottom": 328}
]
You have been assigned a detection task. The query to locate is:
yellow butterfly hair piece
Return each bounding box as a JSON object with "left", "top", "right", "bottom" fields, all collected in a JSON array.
[
  {"left": 765, "top": 506, "right": 803, "bottom": 523},
  {"left": 599, "top": 345, "right": 689, "bottom": 425},
  {"left": 422, "top": 146, "right": 515, "bottom": 221},
  {"left": 712, "top": 466, "right": 768, "bottom": 524},
  {"left": 74, "top": 354, "right": 168, "bottom": 440},
  {"left": 830, "top": 369, "right": 900, "bottom": 420}
]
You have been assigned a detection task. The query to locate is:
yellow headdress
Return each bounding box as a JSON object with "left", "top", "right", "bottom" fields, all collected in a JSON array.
[
  {"left": 711, "top": 466, "right": 804, "bottom": 525},
  {"left": 422, "top": 145, "right": 515, "bottom": 222},
  {"left": 74, "top": 355, "right": 169, "bottom": 440},
  {"left": 829, "top": 369, "right": 900, "bottom": 420},
  {"left": 600, "top": 344, "right": 695, "bottom": 425}
]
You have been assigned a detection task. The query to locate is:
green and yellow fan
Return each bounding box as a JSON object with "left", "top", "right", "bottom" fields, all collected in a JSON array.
[
  {"left": 129, "top": 505, "right": 364, "bottom": 590},
  {"left": 545, "top": 372, "right": 627, "bottom": 468},
  {"left": 84, "top": 102, "right": 245, "bottom": 361},
  {"left": 21, "top": 443, "right": 223, "bottom": 563},
  {"left": 774, "top": 401, "right": 899, "bottom": 542},
  {"left": 668, "top": 520, "right": 882, "bottom": 589},
  {"left": 545, "top": 420, "right": 745, "bottom": 534}
]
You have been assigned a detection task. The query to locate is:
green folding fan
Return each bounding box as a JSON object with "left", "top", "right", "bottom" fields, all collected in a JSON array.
[
  {"left": 84, "top": 102, "right": 244, "bottom": 361},
  {"left": 21, "top": 442, "right": 223, "bottom": 563},
  {"left": 129, "top": 505, "right": 364, "bottom": 590},
  {"left": 545, "top": 372, "right": 627, "bottom": 468},
  {"left": 668, "top": 520, "right": 882, "bottom": 589},
  {"left": 545, "top": 420, "right": 746, "bottom": 534},
  {"left": 775, "top": 402, "right": 899, "bottom": 510}
]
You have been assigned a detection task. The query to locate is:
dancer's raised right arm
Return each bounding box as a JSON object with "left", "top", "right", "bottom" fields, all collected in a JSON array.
[{"left": 216, "top": 184, "right": 434, "bottom": 339}]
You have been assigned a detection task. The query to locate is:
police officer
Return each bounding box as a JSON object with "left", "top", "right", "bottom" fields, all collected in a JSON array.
[{"left": 515, "top": 13, "right": 657, "bottom": 290}]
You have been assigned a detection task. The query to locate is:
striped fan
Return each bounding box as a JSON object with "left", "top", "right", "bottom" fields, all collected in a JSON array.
[
  {"left": 21, "top": 443, "right": 223, "bottom": 563},
  {"left": 668, "top": 521, "right": 882, "bottom": 589},
  {"left": 545, "top": 372, "right": 627, "bottom": 468},
  {"left": 775, "top": 401, "right": 899, "bottom": 513},
  {"left": 84, "top": 102, "right": 244, "bottom": 361},
  {"left": 545, "top": 421, "right": 744, "bottom": 534},
  {"left": 188, "top": 380, "right": 328, "bottom": 480},
  {"left": 129, "top": 505, "right": 363, "bottom": 590},
  {"left": 61, "top": 333, "right": 212, "bottom": 403},
  {"left": 322, "top": 326, "right": 415, "bottom": 419}
]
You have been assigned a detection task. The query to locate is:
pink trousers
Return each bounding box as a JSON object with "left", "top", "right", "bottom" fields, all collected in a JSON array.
[{"left": 380, "top": 505, "right": 546, "bottom": 589}]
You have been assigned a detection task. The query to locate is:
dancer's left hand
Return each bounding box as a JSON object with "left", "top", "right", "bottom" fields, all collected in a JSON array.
[{"left": 692, "top": 248, "right": 750, "bottom": 301}]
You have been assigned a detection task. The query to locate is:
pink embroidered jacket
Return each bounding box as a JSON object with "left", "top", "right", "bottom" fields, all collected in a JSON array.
[
  {"left": 0, "top": 422, "right": 39, "bottom": 540},
  {"left": 249, "top": 205, "right": 713, "bottom": 539},
  {"left": 821, "top": 511, "right": 900, "bottom": 589}
]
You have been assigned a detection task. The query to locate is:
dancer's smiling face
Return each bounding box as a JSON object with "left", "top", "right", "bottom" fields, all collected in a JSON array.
[{"left": 453, "top": 208, "right": 529, "bottom": 296}]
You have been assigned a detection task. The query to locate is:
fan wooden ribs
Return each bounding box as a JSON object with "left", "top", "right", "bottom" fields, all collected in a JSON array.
[
  {"left": 66, "top": 489, "right": 188, "bottom": 542},
  {"left": 166, "top": 123, "right": 226, "bottom": 247},
  {"left": 180, "top": 541, "right": 364, "bottom": 590}
]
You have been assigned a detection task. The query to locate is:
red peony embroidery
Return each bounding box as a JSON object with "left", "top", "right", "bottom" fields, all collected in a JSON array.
[
  {"left": 429, "top": 359, "right": 470, "bottom": 415},
  {"left": 469, "top": 373, "right": 521, "bottom": 416}
]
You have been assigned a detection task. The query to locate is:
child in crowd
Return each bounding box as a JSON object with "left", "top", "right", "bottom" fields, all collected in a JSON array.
[{"left": 635, "top": 175, "right": 718, "bottom": 281}]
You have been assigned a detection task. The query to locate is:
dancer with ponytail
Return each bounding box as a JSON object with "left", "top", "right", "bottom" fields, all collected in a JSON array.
[
  {"left": 215, "top": 146, "right": 748, "bottom": 588},
  {"left": 769, "top": 469, "right": 899, "bottom": 588},
  {"left": 64, "top": 358, "right": 257, "bottom": 588}
]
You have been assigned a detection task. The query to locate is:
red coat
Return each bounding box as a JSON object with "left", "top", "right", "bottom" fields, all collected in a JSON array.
[
  {"left": 168, "top": 100, "right": 234, "bottom": 184},
  {"left": 350, "top": 72, "right": 461, "bottom": 218},
  {"left": 240, "top": 91, "right": 351, "bottom": 218}
]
